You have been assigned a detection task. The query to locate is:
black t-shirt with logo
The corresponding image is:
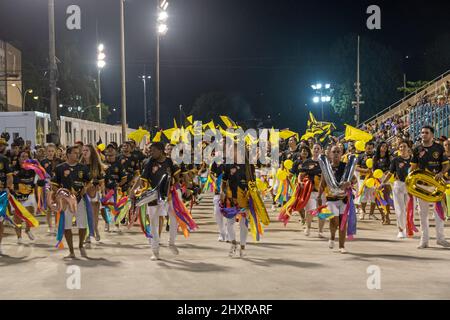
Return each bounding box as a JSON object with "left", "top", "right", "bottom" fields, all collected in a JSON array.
[
  {"left": 357, "top": 152, "right": 374, "bottom": 180},
  {"left": 373, "top": 155, "right": 391, "bottom": 172},
  {"left": 52, "top": 163, "right": 92, "bottom": 201},
  {"left": 389, "top": 156, "right": 411, "bottom": 182},
  {"left": 411, "top": 142, "right": 449, "bottom": 174},
  {"left": 104, "top": 160, "right": 127, "bottom": 191},
  {"left": 0, "top": 155, "right": 12, "bottom": 190},
  {"left": 40, "top": 158, "right": 63, "bottom": 177},
  {"left": 298, "top": 158, "right": 322, "bottom": 192},
  {"left": 141, "top": 157, "right": 175, "bottom": 197},
  {"left": 13, "top": 166, "right": 36, "bottom": 201},
  {"left": 119, "top": 154, "right": 141, "bottom": 191},
  {"left": 222, "top": 164, "right": 249, "bottom": 199}
]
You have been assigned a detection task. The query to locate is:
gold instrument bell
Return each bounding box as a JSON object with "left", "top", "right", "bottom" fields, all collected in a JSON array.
[{"left": 405, "top": 170, "right": 447, "bottom": 202}]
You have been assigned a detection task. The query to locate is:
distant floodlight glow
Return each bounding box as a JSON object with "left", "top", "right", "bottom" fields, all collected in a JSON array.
[
  {"left": 311, "top": 85, "right": 317, "bottom": 90},
  {"left": 321, "top": 96, "right": 327, "bottom": 102},
  {"left": 325, "top": 84, "right": 331, "bottom": 89},
  {"left": 98, "top": 44, "right": 104, "bottom": 52},
  {"left": 97, "top": 60, "right": 106, "bottom": 69},
  {"left": 162, "top": 1, "right": 169, "bottom": 10},
  {"left": 158, "top": 24, "right": 168, "bottom": 34},
  {"left": 97, "top": 53, "right": 106, "bottom": 61},
  {"left": 316, "top": 83, "right": 322, "bottom": 90},
  {"left": 158, "top": 11, "right": 168, "bottom": 22},
  {"left": 313, "top": 97, "right": 320, "bottom": 103}
]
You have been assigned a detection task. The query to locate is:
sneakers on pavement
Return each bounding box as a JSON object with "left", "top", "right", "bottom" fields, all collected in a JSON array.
[
  {"left": 339, "top": 248, "right": 348, "bottom": 254},
  {"left": 397, "top": 231, "right": 406, "bottom": 239},
  {"left": 437, "top": 240, "right": 450, "bottom": 248},
  {"left": 17, "top": 237, "right": 23, "bottom": 245},
  {"left": 328, "top": 240, "right": 334, "bottom": 249},
  {"left": 318, "top": 232, "right": 325, "bottom": 239},
  {"left": 150, "top": 251, "right": 160, "bottom": 261},
  {"left": 304, "top": 228, "right": 310, "bottom": 237},
  {"left": 169, "top": 245, "right": 179, "bottom": 255},
  {"left": 239, "top": 247, "right": 246, "bottom": 258},
  {"left": 417, "top": 242, "right": 429, "bottom": 249},
  {"left": 229, "top": 244, "right": 237, "bottom": 257}
]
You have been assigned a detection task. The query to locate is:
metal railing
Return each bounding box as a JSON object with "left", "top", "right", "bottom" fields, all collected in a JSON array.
[
  {"left": 360, "top": 69, "right": 450, "bottom": 128},
  {"left": 409, "top": 104, "right": 450, "bottom": 141}
]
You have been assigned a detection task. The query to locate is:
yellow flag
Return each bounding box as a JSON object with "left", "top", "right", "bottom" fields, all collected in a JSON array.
[
  {"left": 345, "top": 124, "right": 373, "bottom": 142},
  {"left": 202, "top": 120, "right": 217, "bottom": 134},
  {"left": 186, "top": 115, "right": 193, "bottom": 124},
  {"left": 220, "top": 115, "right": 238, "bottom": 129},
  {"left": 173, "top": 118, "right": 178, "bottom": 129},
  {"left": 279, "top": 130, "right": 298, "bottom": 141},
  {"left": 152, "top": 131, "right": 162, "bottom": 142}
]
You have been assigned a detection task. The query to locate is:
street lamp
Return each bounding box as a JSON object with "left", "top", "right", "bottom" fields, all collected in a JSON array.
[
  {"left": 97, "top": 43, "right": 106, "bottom": 123},
  {"left": 311, "top": 82, "right": 332, "bottom": 121},
  {"left": 139, "top": 75, "right": 151, "bottom": 128},
  {"left": 156, "top": 0, "right": 169, "bottom": 129},
  {"left": 11, "top": 84, "right": 34, "bottom": 111}
]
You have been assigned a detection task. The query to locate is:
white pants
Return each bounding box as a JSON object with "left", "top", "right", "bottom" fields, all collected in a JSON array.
[
  {"left": 147, "top": 201, "right": 178, "bottom": 252},
  {"left": 305, "top": 192, "right": 326, "bottom": 213},
  {"left": 226, "top": 216, "right": 248, "bottom": 246},
  {"left": 417, "top": 198, "right": 446, "bottom": 243},
  {"left": 392, "top": 181, "right": 408, "bottom": 231},
  {"left": 64, "top": 199, "right": 88, "bottom": 230},
  {"left": 213, "top": 195, "right": 227, "bottom": 239},
  {"left": 327, "top": 200, "right": 346, "bottom": 217}
]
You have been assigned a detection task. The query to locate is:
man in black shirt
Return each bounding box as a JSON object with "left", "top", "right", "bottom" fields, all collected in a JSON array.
[
  {"left": 0, "top": 154, "right": 13, "bottom": 256},
  {"left": 119, "top": 141, "right": 141, "bottom": 193},
  {"left": 132, "top": 142, "right": 177, "bottom": 261},
  {"left": 410, "top": 126, "right": 450, "bottom": 249},
  {"left": 51, "top": 146, "right": 92, "bottom": 259}
]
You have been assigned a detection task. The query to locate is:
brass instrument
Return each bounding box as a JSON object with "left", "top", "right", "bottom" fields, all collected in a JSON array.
[{"left": 405, "top": 170, "right": 447, "bottom": 202}]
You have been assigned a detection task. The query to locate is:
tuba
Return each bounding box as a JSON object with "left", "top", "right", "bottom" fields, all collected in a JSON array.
[{"left": 405, "top": 170, "right": 447, "bottom": 202}]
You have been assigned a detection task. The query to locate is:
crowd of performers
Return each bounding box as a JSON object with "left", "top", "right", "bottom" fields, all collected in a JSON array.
[{"left": 1, "top": 123, "right": 450, "bottom": 260}]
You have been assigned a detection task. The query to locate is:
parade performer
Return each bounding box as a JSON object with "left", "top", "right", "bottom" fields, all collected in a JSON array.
[
  {"left": 0, "top": 153, "right": 13, "bottom": 255},
  {"left": 301, "top": 144, "right": 326, "bottom": 237},
  {"left": 373, "top": 141, "right": 393, "bottom": 225},
  {"left": 356, "top": 141, "right": 377, "bottom": 220},
  {"left": 80, "top": 144, "right": 105, "bottom": 243},
  {"left": 40, "top": 143, "right": 63, "bottom": 234},
  {"left": 132, "top": 142, "right": 179, "bottom": 261},
  {"left": 102, "top": 144, "right": 128, "bottom": 232},
  {"left": 51, "top": 146, "right": 93, "bottom": 259},
  {"left": 383, "top": 141, "right": 412, "bottom": 239},
  {"left": 410, "top": 126, "right": 450, "bottom": 249},
  {"left": 11, "top": 150, "right": 43, "bottom": 243},
  {"left": 211, "top": 160, "right": 227, "bottom": 241},
  {"left": 318, "top": 145, "right": 357, "bottom": 254}
]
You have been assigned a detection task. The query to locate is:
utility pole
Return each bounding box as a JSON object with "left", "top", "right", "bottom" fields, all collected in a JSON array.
[
  {"left": 352, "top": 35, "right": 364, "bottom": 127},
  {"left": 156, "top": 23, "right": 160, "bottom": 129},
  {"left": 48, "top": 0, "right": 59, "bottom": 140},
  {"left": 120, "top": 0, "right": 127, "bottom": 141}
]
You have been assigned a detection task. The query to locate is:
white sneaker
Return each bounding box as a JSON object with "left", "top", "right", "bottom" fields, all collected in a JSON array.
[
  {"left": 397, "top": 232, "right": 406, "bottom": 239},
  {"left": 168, "top": 245, "right": 179, "bottom": 255},
  {"left": 339, "top": 248, "right": 348, "bottom": 254},
  {"left": 437, "top": 240, "right": 450, "bottom": 248},
  {"left": 218, "top": 234, "right": 225, "bottom": 242},
  {"left": 239, "top": 247, "right": 246, "bottom": 258},
  {"left": 113, "top": 226, "right": 121, "bottom": 233},
  {"left": 358, "top": 212, "right": 365, "bottom": 220},
  {"left": 318, "top": 232, "right": 325, "bottom": 239},
  {"left": 104, "top": 224, "right": 110, "bottom": 232},
  {"left": 26, "top": 230, "right": 35, "bottom": 241},
  {"left": 229, "top": 244, "right": 237, "bottom": 257},
  {"left": 304, "top": 228, "right": 310, "bottom": 237},
  {"left": 328, "top": 240, "right": 334, "bottom": 249},
  {"left": 17, "top": 237, "right": 23, "bottom": 245},
  {"left": 417, "top": 242, "right": 429, "bottom": 249},
  {"left": 150, "top": 251, "right": 160, "bottom": 261},
  {"left": 271, "top": 205, "right": 275, "bottom": 212},
  {"left": 47, "top": 227, "right": 54, "bottom": 234}
]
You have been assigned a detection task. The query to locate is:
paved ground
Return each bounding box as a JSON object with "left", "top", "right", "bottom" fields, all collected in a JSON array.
[{"left": 1, "top": 193, "right": 450, "bottom": 300}]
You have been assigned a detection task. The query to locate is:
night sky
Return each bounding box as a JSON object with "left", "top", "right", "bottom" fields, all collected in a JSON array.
[{"left": 1, "top": 0, "right": 449, "bottom": 131}]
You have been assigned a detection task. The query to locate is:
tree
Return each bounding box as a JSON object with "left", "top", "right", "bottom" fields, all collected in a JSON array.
[{"left": 397, "top": 80, "right": 429, "bottom": 96}]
